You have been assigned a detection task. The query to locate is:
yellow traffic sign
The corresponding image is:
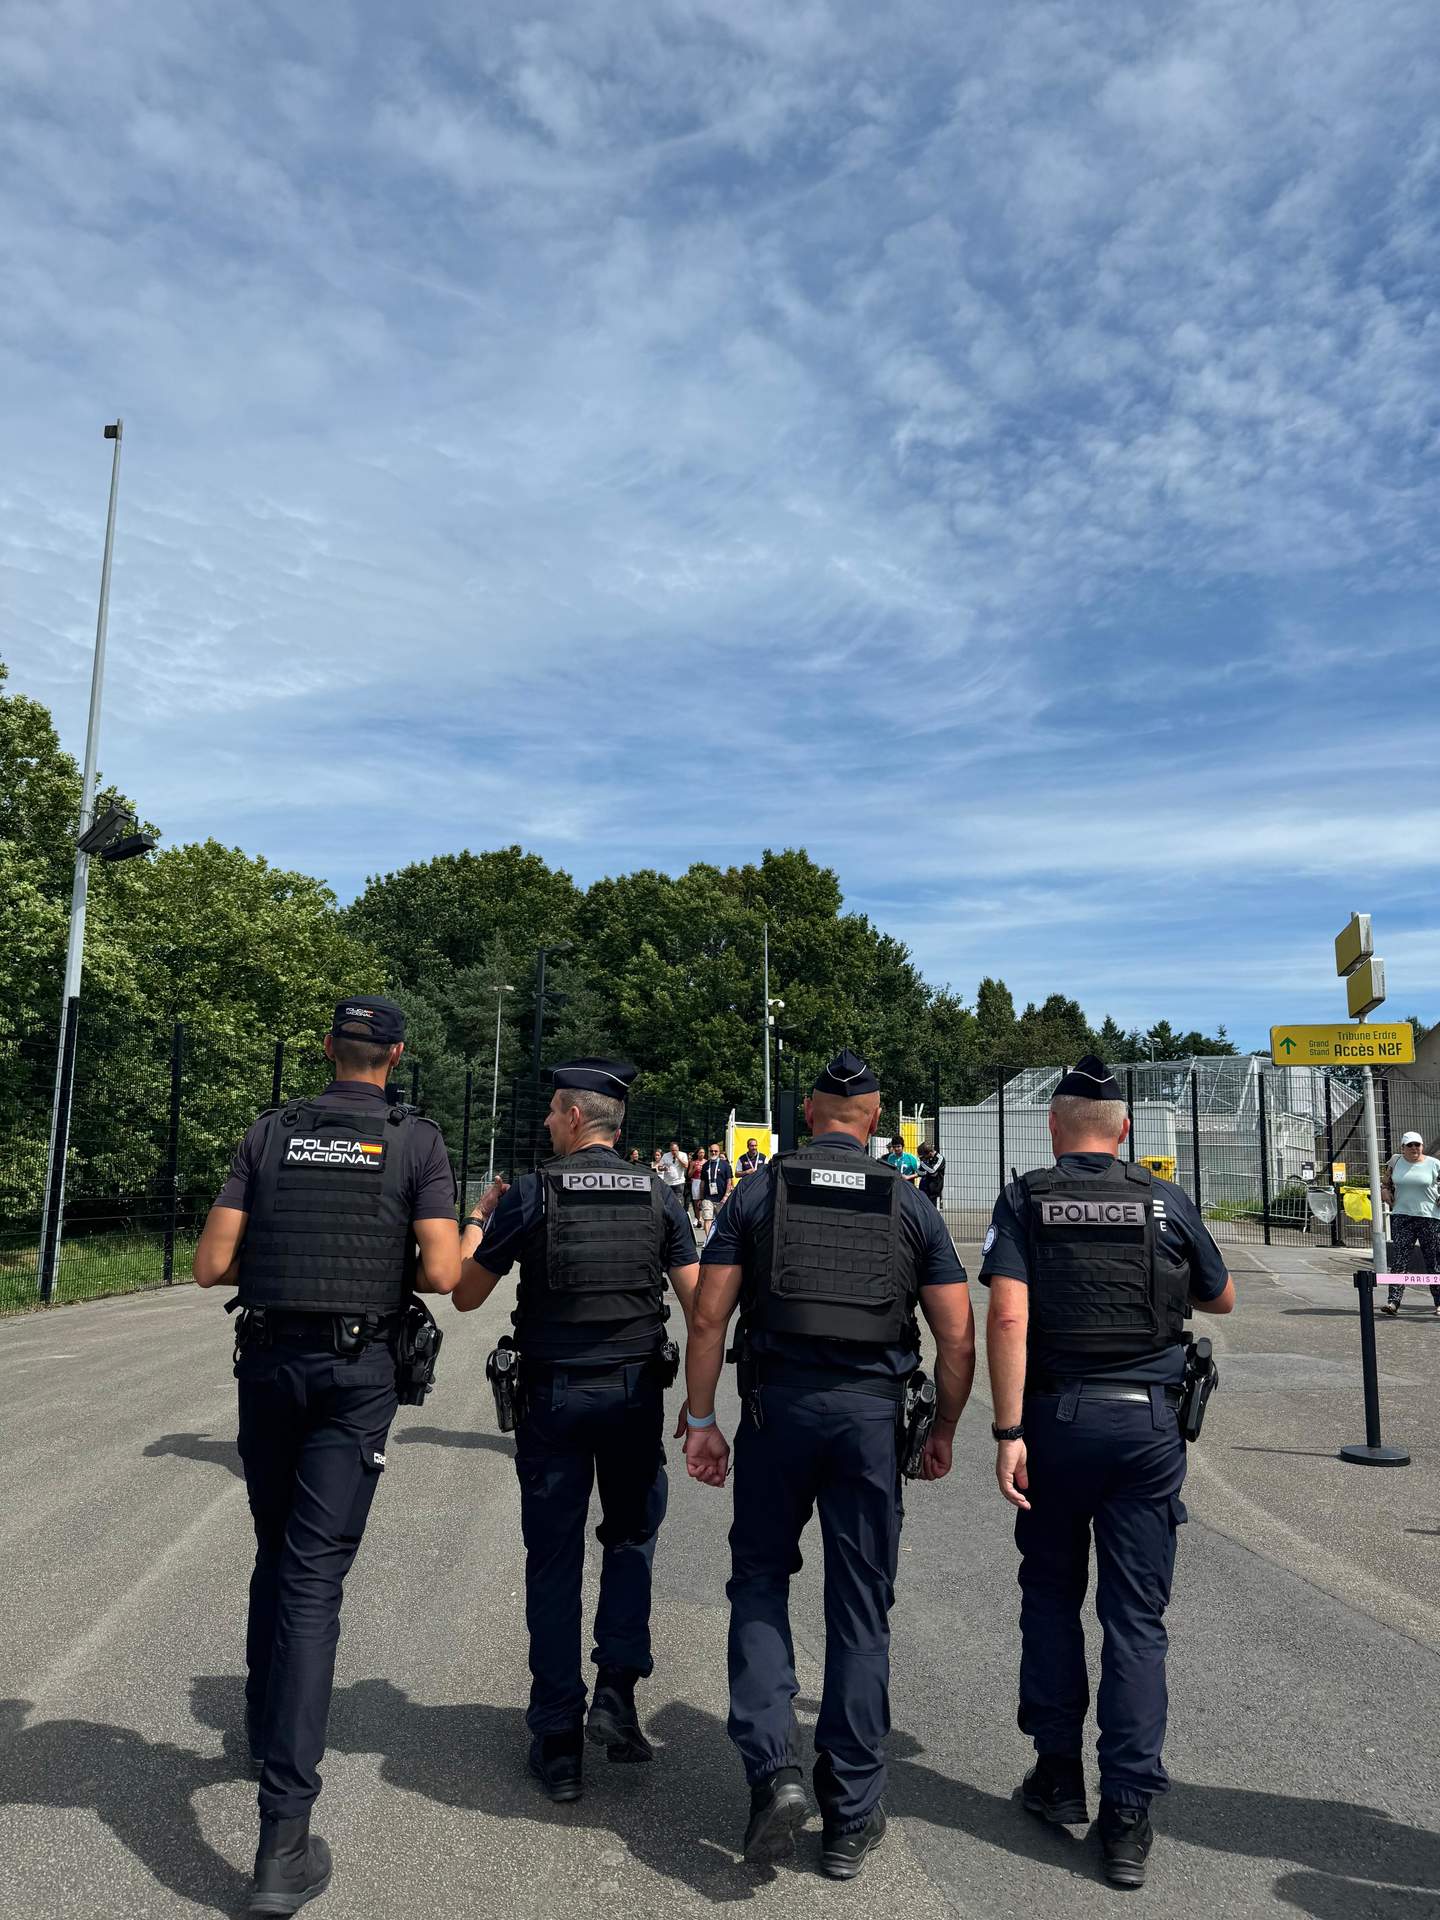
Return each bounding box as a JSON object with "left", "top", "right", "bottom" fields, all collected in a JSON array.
[
  {"left": 1334, "top": 913, "right": 1373, "bottom": 978},
  {"left": 1270, "top": 1023, "right": 1414, "bottom": 1066},
  {"left": 1346, "top": 957, "right": 1386, "bottom": 1019}
]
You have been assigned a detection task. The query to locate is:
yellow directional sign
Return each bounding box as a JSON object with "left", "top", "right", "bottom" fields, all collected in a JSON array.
[
  {"left": 1334, "top": 913, "right": 1373, "bottom": 979},
  {"left": 1270, "top": 1023, "right": 1415, "bottom": 1066}
]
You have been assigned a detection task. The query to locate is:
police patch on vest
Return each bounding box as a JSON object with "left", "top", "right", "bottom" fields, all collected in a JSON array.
[
  {"left": 1037, "top": 1198, "right": 1146, "bottom": 1227},
  {"left": 285, "top": 1137, "right": 386, "bottom": 1170},
  {"left": 560, "top": 1171, "right": 652, "bottom": 1193},
  {"left": 809, "top": 1168, "right": 867, "bottom": 1190}
]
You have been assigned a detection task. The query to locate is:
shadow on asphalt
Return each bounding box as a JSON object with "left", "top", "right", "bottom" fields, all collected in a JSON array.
[
  {"left": 4, "top": 1681, "right": 1437, "bottom": 1914},
  {"left": 392, "top": 1425, "right": 516, "bottom": 1456},
  {"left": 0, "top": 1693, "right": 249, "bottom": 1916},
  {"left": 143, "top": 1431, "right": 245, "bottom": 1479}
]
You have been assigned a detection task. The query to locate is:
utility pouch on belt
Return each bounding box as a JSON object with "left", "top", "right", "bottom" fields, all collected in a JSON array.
[
  {"left": 1178, "top": 1335, "right": 1218, "bottom": 1442},
  {"left": 396, "top": 1297, "right": 444, "bottom": 1407},
  {"left": 900, "top": 1370, "right": 938, "bottom": 1479},
  {"left": 486, "top": 1335, "right": 521, "bottom": 1432},
  {"left": 658, "top": 1338, "right": 681, "bottom": 1389}
]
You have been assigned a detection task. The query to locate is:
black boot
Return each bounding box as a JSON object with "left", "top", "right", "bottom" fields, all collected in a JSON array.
[
  {"left": 820, "top": 1804, "right": 887, "bottom": 1881},
  {"left": 248, "top": 1815, "right": 332, "bottom": 1916},
  {"left": 586, "top": 1667, "right": 653, "bottom": 1762},
  {"left": 528, "top": 1731, "right": 584, "bottom": 1802},
  {"left": 1098, "top": 1799, "right": 1153, "bottom": 1889},
  {"left": 742, "top": 1765, "right": 808, "bottom": 1863},
  {"left": 1021, "top": 1753, "right": 1088, "bottom": 1825}
]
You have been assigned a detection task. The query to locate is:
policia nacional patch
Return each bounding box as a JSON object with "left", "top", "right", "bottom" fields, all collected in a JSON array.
[{"left": 284, "top": 1135, "right": 387, "bottom": 1171}]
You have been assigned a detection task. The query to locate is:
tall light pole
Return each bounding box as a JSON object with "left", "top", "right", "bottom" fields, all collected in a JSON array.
[
  {"left": 762, "top": 921, "right": 784, "bottom": 1140},
  {"left": 529, "top": 942, "right": 573, "bottom": 1166},
  {"left": 37, "top": 421, "right": 126, "bottom": 1300},
  {"left": 486, "top": 983, "right": 514, "bottom": 1181}
]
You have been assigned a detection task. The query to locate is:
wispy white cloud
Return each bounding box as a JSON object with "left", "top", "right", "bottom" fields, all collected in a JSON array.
[{"left": 1, "top": 0, "right": 1437, "bottom": 1042}]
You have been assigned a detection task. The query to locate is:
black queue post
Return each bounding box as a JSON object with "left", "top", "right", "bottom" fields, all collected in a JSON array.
[{"left": 1339, "top": 1269, "right": 1410, "bottom": 1467}]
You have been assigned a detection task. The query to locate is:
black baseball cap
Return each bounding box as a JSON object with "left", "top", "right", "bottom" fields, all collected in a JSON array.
[{"left": 332, "top": 996, "right": 406, "bottom": 1044}]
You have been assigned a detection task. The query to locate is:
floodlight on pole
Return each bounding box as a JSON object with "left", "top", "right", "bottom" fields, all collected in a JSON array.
[
  {"left": 37, "top": 420, "right": 130, "bottom": 1300},
  {"left": 486, "top": 985, "right": 514, "bottom": 1181}
]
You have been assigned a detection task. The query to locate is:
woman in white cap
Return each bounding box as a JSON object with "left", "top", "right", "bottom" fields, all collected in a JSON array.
[{"left": 1380, "top": 1131, "right": 1440, "bottom": 1316}]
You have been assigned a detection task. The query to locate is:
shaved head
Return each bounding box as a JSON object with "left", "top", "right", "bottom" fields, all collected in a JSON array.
[{"left": 807, "top": 1090, "right": 882, "bottom": 1140}]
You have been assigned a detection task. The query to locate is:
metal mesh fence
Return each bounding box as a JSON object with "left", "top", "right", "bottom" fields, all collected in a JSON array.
[{"left": 7, "top": 1035, "right": 1436, "bottom": 1312}]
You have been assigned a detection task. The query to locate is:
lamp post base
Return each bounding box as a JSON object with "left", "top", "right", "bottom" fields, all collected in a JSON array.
[{"left": 1339, "top": 1443, "right": 1410, "bottom": 1467}]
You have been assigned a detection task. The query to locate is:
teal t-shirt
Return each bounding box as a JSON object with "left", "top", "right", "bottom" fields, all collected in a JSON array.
[
  {"left": 1388, "top": 1154, "right": 1440, "bottom": 1219},
  {"left": 884, "top": 1150, "right": 919, "bottom": 1177}
]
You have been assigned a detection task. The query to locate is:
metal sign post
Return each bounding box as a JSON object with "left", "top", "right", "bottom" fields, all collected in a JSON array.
[{"left": 1328, "top": 912, "right": 1410, "bottom": 1466}]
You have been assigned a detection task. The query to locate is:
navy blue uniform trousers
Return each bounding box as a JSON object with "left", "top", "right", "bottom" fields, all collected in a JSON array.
[
  {"left": 727, "top": 1386, "right": 903, "bottom": 1831},
  {"left": 237, "top": 1333, "right": 397, "bottom": 1820},
  {"left": 1016, "top": 1387, "right": 1188, "bottom": 1807},
  {"left": 514, "top": 1359, "right": 668, "bottom": 1736}
]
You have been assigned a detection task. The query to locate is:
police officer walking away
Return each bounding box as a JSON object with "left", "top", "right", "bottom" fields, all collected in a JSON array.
[
  {"left": 684, "top": 1050, "right": 975, "bottom": 1879},
  {"left": 980, "top": 1056, "right": 1235, "bottom": 1889},
  {"left": 193, "top": 995, "right": 462, "bottom": 1914},
  {"left": 453, "top": 1059, "right": 699, "bottom": 1801}
]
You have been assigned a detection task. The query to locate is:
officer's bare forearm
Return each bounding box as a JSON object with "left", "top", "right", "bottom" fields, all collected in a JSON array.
[
  {"left": 453, "top": 1259, "right": 503, "bottom": 1313},
  {"left": 685, "top": 1261, "right": 743, "bottom": 1417},
  {"left": 986, "top": 1279, "right": 1030, "bottom": 1427},
  {"left": 933, "top": 1335, "right": 975, "bottom": 1428},
  {"left": 668, "top": 1261, "right": 700, "bottom": 1329}
]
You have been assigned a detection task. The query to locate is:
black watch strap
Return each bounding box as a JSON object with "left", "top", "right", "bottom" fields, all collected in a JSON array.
[{"left": 991, "top": 1421, "right": 1025, "bottom": 1442}]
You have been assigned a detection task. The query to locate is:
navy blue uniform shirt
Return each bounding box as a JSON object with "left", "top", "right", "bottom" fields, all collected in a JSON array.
[
  {"left": 216, "top": 1080, "right": 456, "bottom": 1220},
  {"left": 978, "top": 1152, "right": 1229, "bottom": 1385},
  {"left": 701, "top": 1132, "right": 968, "bottom": 1380}
]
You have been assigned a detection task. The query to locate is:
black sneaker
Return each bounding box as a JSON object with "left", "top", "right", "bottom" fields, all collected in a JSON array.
[
  {"left": 820, "top": 1805, "right": 887, "bottom": 1881},
  {"left": 743, "top": 1766, "right": 808, "bottom": 1863},
  {"left": 1098, "top": 1800, "right": 1153, "bottom": 1889},
  {"left": 528, "top": 1732, "right": 584, "bottom": 1803},
  {"left": 1021, "top": 1753, "right": 1088, "bottom": 1825},
  {"left": 587, "top": 1667, "right": 653, "bottom": 1763},
  {"left": 248, "top": 1815, "right": 332, "bottom": 1915}
]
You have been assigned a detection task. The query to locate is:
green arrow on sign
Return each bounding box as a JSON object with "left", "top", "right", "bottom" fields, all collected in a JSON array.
[{"left": 1278, "top": 1035, "right": 1296, "bottom": 1055}]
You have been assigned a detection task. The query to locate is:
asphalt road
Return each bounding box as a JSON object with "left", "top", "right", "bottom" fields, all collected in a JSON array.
[{"left": 2, "top": 1254, "right": 1437, "bottom": 1920}]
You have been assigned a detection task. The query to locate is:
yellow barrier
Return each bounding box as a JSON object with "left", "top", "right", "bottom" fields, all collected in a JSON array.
[{"left": 1138, "top": 1155, "right": 1176, "bottom": 1181}]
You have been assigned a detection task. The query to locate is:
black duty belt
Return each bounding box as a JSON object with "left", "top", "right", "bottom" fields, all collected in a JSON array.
[
  {"left": 264, "top": 1310, "right": 401, "bottom": 1343},
  {"left": 758, "top": 1366, "right": 906, "bottom": 1403},
  {"left": 1027, "top": 1379, "right": 1182, "bottom": 1407},
  {"left": 519, "top": 1349, "right": 663, "bottom": 1377}
]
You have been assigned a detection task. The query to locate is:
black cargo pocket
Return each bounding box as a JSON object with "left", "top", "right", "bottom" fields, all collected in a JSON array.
[{"left": 1169, "top": 1494, "right": 1188, "bottom": 1529}]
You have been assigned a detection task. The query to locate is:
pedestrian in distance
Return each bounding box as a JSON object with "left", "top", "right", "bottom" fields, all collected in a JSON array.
[
  {"left": 736, "top": 1137, "right": 767, "bottom": 1177},
  {"left": 688, "top": 1145, "right": 707, "bottom": 1229},
  {"left": 1379, "top": 1131, "right": 1440, "bottom": 1316},
  {"left": 659, "top": 1138, "right": 688, "bottom": 1208},
  {"left": 193, "top": 995, "right": 465, "bottom": 1916},
  {"left": 684, "top": 1049, "right": 976, "bottom": 1880},
  {"left": 451, "top": 1060, "right": 700, "bottom": 1802},
  {"left": 699, "top": 1140, "right": 732, "bottom": 1229},
  {"left": 882, "top": 1134, "right": 921, "bottom": 1184},
  {"left": 980, "top": 1055, "right": 1235, "bottom": 1890},
  {"left": 917, "top": 1141, "right": 946, "bottom": 1209}
]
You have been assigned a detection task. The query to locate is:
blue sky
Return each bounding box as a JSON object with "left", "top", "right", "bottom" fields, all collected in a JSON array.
[{"left": 3, "top": 0, "right": 1438, "bottom": 1050}]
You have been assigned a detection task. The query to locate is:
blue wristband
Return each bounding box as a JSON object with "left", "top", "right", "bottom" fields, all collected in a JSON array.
[{"left": 686, "top": 1410, "right": 717, "bottom": 1429}]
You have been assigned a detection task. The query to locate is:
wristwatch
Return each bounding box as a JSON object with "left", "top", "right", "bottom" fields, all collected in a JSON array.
[
  {"left": 991, "top": 1422, "right": 1025, "bottom": 1442},
  {"left": 466, "top": 1211, "right": 488, "bottom": 1231}
]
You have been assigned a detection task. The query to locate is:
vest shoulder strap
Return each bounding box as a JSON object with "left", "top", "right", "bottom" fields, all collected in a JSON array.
[{"left": 1123, "top": 1162, "right": 1153, "bottom": 1189}]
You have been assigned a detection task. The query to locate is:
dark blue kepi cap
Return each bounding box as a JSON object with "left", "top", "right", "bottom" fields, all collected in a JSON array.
[
  {"left": 812, "top": 1049, "right": 880, "bottom": 1098},
  {"left": 1054, "top": 1054, "right": 1123, "bottom": 1101},
  {"left": 551, "top": 1058, "right": 638, "bottom": 1100},
  {"left": 332, "top": 995, "right": 405, "bottom": 1043}
]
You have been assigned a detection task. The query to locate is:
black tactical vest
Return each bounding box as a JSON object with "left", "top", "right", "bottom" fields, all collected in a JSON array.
[
  {"left": 237, "top": 1098, "right": 421, "bottom": 1314},
  {"left": 1021, "top": 1160, "right": 1191, "bottom": 1372},
  {"left": 746, "top": 1143, "right": 919, "bottom": 1348},
  {"left": 515, "top": 1151, "right": 667, "bottom": 1357}
]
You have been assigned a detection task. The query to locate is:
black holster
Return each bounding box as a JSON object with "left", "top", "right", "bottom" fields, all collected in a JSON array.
[
  {"left": 487, "top": 1335, "right": 521, "bottom": 1432},
  {"left": 729, "top": 1327, "right": 763, "bottom": 1430},
  {"left": 226, "top": 1298, "right": 267, "bottom": 1375},
  {"left": 394, "top": 1296, "right": 443, "bottom": 1406},
  {"left": 900, "top": 1370, "right": 938, "bottom": 1479},
  {"left": 1179, "top": 1335, "right": 1219, "bottom": 1442},
  {"left": 657, "top": 1338, "right": 681, "bottom": 1389}
]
